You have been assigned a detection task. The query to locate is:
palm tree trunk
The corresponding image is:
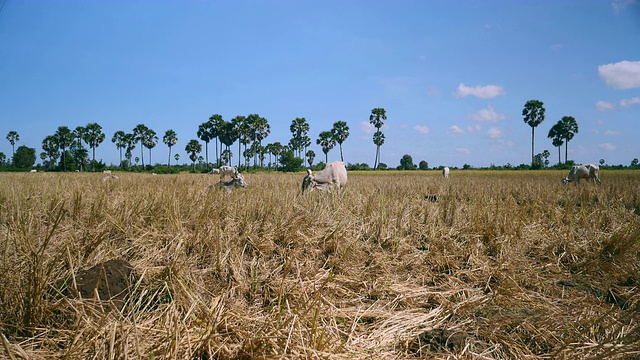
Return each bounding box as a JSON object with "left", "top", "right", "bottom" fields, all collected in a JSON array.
[
  {"left": 340, "top": 144, "right": 344, "bottom": 162},
  {"left": 531, "top": 127, "right": 535, "bottom": 165},
  {"left": 168, "top": 146, "right": 172, "bottom": 167},
  {"left": 565, "top": 141, "right": 569, "bottom": 163}
]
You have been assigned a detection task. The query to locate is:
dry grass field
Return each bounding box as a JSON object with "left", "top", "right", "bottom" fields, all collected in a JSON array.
[{"left": 1, "top": 170, "right": 639, "bottom": 359}]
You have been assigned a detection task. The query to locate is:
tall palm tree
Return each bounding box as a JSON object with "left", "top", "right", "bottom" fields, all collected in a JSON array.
[
  {"left": 112, "top": 130, "right": 127, "bottom": 168},
  {"left": 163, "top": 129, "right": 178, "bottom": 167},
  {"left": 84, "top": 122, "right": 105, "bottom": 171},
  {"left": 6, "top": 131, "right": 19, "bottom": 162},
  {"left": 54, "top": 126, "right": 75, "bottom": 171},
  {"left": 547, "top": 122, "right": 564, "bottom": 165},
  {"left": 143, "top": 128, "right": 158, "bottom": 166},
  {"left": 331, "top": 121, "right": 349, "bottom": 162},
  {"left": 306, "top": 149, "right": 315, "bottom": 168},
  {"left": 369, "top": 108, "right": 387, "bottom": 170},
  {"left": 250, "top": 115, "right": 270, "bottom": 168},
  {"left": 209, "top": 114, "right": 223, "bottom": 166},
  {"left": 185, "top": 139, "right": 202, "bottom": 171},
  {"left": 218, "top": 120, "right": 236, "bottom": 165},
  {"left": 559, "top": 116, "right": 578, "bottom": 163},
  {"left": 133, "top": 124, "right": 149, "bottom": 168},
  {"left": 270, "top": 142, "right": 283, "bottom": 170},
  {"left": 124, "top": 133, "right": 137, "bottom": 168},
  {"left": 231, "top": 116, "right": 248, "bottom": 169},
  {"left": 42, "top": 135, "right": 59, "bottom": 170},
  {"left": 197, "top": 121, "right": 214, "bottom": 170},
  {"left": 289, "top": 117, "right": 310, "bottom": 159},
  {"left": 522, "top": 100, "right": 546, "bottom": 165},
  {"left": 316, "top": 130, "right": 336, "bottom": 164}
]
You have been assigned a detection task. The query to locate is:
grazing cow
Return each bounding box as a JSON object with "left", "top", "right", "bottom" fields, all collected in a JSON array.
[
  {"left": 103, "top": 170, "right": 112, "bottom": 175},
  {"left": 218, "top": 165, "right": 239, "bottom": 181},
  {"left": 302, "top": 161, "right": 348, "bottom": 194},
  {"left": 443, "top": 166, "right": 450, "bottom": 178},
  {"left": 563, "top": 164, "right": 601, "bottom": 185},
  {"left": 208, "top": 168, "right": 221, "bottom": 175},
  {"left": 30, "top": 169, "right": 37, "bottom": 173},
  {"left": 210, "top": 174, "right": 248, "bottom": 193}
]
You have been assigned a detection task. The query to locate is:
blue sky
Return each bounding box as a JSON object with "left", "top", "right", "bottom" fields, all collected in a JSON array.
[{"left": 1, "top": 0, "right": 639, "bottom": 168}]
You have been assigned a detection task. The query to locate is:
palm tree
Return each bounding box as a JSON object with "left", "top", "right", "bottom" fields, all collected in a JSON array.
[
  {"left": 185, "top": 139, "right": 202, "bottom": 171},
  {"left": 306, "top": 149, "right": 315, "bottom": 168},
  {"left": 197, "top": 121, "right": 214, "bottom": 170},
  {"left": 174, "top": 153, "right": 180, "bottom": 165},
  {"left": 42, "top": 135, "right": 59, "bottom": 170},
  {"left": 547, "top": 122, "right": 564, "bottom": 165},
  {"left": 373, "top": 131, "right": 385, "bottom": 168},
  {"left": 54, "top": 126, "right": 75, "bottom": 171},
  {"left": 316, "top": 131, "right": 336, "bottom": 164},
  {"left": 163, "top": 130, "right": 178, "bottom": 167},
  {"left": 209, "top": 114, "right": 223, "bottom": 167},
  {"left": 133, "top": 124, "right": 149, "bottom": 168},
  {"left": 249, "top": 114, "right": 270, "bottom": 168},
  {"left": 369, "top": 108, "right": 387, "bottom": 169},
  {"left": 6, "top": 131, "right": 19, "bottom": 162},
  {"left": 218, "top": 120, "right": 237, "bottom": 165},
  {"left": 331, "top": 121, "right": 349, "bottom": 162},
  {"left": 559, "top": 116, "right": 578, "bottom": 163},
  {"left": 270, "top": 142, "right": 283, "bottom": 170},
  {"left": 112, "top": 131, "right": 127, "bottom": 168},
  {"left": 124, "top": 133, "right": 136, "bottom": 168},
  {"left": 522, "top": 100, "right": 546, "bottom": 165},
  {"left": 84, "top": 122, "right": 105, "bottom": 171},
  {"left": 231, "top": 115, "right": 248, "bottom": 169},
  {"left": 289, "top": 118, "right": 310, "bottom": 160},
  {"left": 0, "top": 152, "right": 5, "bottom": 166},
  {"left": 143, "top": 128, "right": 158, "bottom": 166}
]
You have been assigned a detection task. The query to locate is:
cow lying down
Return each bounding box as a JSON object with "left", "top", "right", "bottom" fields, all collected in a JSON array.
[
  {"left": 302, "top": 161, "right": 347, "bottom": 194},
  {"left": 209, "top": 173, "right": 248, "bottom": 193},
  {"left": 563, "top": 164, "right": 601, "bottom": 185}
]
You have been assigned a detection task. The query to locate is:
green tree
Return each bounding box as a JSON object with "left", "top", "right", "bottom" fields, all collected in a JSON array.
[
  {"left": 369, "top": 108, "right": 388, "bottom": 170},
  {"left": 112, "top": 131, "right": 127, "bottom": 169},
  {"left": 185, "top": 139, "right": 202, "bottom": 171},
  {"left": 373, "top": 131, "right": 385, "bottom": 169},
  {"left": 54, "top": 126, "right": 75, "bottom": 171},
  {"left": 42, "top": 135, "right": 59, "bottom": 171},
  {"left": 143, "top": 128, "right": 158, "bottom": 167},
  {"left": 599, "top": 159, "right": 605, "bottom": 166},
  {"left": 197, "top": 120, "right": 214, "bottom": 170},
  {"left": 248, "top": 114, "right": 270, "bottom": 167},
  {"left": 331, "top": 121, "right": 349, "bottom": 162},
  {"left": 270, "top": 142, "right": 283, "bottom": 170},
  {"left": 6, "top": 130, "right": 19, "bottom": 163},
  {"left": 289, "top": 117, "right": 310, "bottom": 160},
  {"left": 547, "top": 122, "right": 564, "bottom": 165},
  {"left": 306, "top": 149, "right": 315, "bottom": 168},
  {"left": 559, "top": 116, "right": 578, "bottom": 163},
  {"left": 13, "top": 145, "right": 36, "bottom": 169},
  {"left": 279, "top": 149, "right": 304, "bottom": 172},
  {"left": 174, "top": 153, "right": 180, "bottom": 164},
  {"left": 316, "top": 131, "right": 335, "bottom": 164},
  {"left": 0, "top": 152, "right": 6, "bottom": 166},
  {"left": 399, "top": 154, "right": 416, "bottom": 170},
  {"left": 419, "top": 160, "right": 429, "bottom": 170},
  {"left": 84, "top": 122, "right": 105, "bottom": 171},
  {"left": 218, "top": 120, "right": 237, "bottom": 166},
  {"left": 124, "top": 133, "right": 137, "bottom": 168},
  {"left": 231, "top": 115, "right": 248, "bottom": 169},
  {"left": 133, "top": 124, "right": 149, "bottom": 167},
  {"left": 522, "top": 100, "right": 546, "bottom": 165},
  {"left": 209, "top": 114, "right": 224, "bottom": 166},
  {"left": 163, "top": 129, "right": 178, "bottom": 167}
]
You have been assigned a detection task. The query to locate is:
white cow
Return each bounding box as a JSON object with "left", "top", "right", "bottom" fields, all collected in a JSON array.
[
  {"left": 218, "top": 165, "right": 239, "bottom": 181},
  {"left": 443, "top": 166, "right": 450, "bottom": 178},
  {"left": 563, "top": 164, "right": 601, "bottom": 185},
  {"left": 302, "top": 161, "right": 348, "bottom": 194},
  {"left": 208, "top": 168, "right": 221, "bottom": 175},
  {"left": 30, "top": 169, "right": 37, "bottom": 173},
  {"left": 103, "top": 170, "right": 112, "bottom": 175},
  {"left": 210, "top": 174, "right": 248, "bottom": 193},
  {"left": 102, "top": 170, "right": 119, "bottom": 181}
]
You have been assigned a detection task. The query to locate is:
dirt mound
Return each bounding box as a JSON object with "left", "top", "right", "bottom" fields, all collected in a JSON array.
[{"left": 71, "top": 259, "right": 135, "bottom": 310}]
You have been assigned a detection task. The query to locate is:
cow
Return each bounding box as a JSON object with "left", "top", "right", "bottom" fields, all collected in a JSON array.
[
  {"left": 218, "top": 165, "right": 239, "bottom": 181},
  {"left": 563, "top": 164, "right": 601, "bottom": 185},
  {"left": 30, "top": 169, "right": 37, "bottom": 173},
  {"left": 208, "top": 168, "right": 221, "bottom": 175},
  {"left": 443, "top": 166, "right": 450, "bottom": 178},
  {"left": 302, "top": 161, "right": 348, "bottom": 194},
  {"left": 210, "top": 173, "right": 248, "bottom": 193},
  {"left": 103, "top": 170, "right": 112, "bottom": 175}
]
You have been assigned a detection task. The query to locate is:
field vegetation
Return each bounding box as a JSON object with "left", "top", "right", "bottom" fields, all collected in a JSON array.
[{"left": 1, "top": 170, "right": 639, "bottom": 359}]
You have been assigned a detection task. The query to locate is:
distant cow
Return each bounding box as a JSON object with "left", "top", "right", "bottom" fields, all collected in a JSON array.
[
  {"left": 208, "top": 168, "right": 221, "bottom": 175},
  {"left": 302, "top": 161, "right": 348, "bottom": 194},
  {"left": 30, "top": 169, "right": 37, "bottom": 173},
  {"left": 443, "top": 166, "right": 450, "bottom": 178},
  {"left": 103, "top": 170, "right": 112, "bottom": 175},
  {"left": 210, "top": 173, "right": 248, "bottom": 193},
  {"left": 563, "top": 164, "right": 601, "bottom": 185}
]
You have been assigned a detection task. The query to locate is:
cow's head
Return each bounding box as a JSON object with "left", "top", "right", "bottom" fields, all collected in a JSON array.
[
  {"left": 234, "top": 174, "right": 248, "bottom": 188},
  {"left": 302, "top": 169, "right": 315, "bottom": 194}
]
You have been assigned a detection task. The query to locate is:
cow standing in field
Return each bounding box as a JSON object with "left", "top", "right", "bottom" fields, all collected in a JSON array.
[
  {"left": 563, "top": 164, "right": 601, "bottom": 185},
  {"left": 443, "top": 166, "right": 450, "bottom": 178},
  {"left": 302, "top": 161, "right": 348, "bottom": 194}
]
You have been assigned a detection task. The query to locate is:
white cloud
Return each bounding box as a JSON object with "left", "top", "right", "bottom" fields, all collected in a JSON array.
[
  {"left": 467, "top": 124, "right": 481, "bottom": 132},
  {"left": 599, "top": 143, "right": 616, "bottom": 151},
  {"left": 620, "top": 96, "right": 640, "bottom": 107},
  {"left": 487, "top": 127, "right": 504, "bottom": 139},
  {"left": 598, "top": 61, "right": 640, "bottom": 89},
  {"left": 612, "top": 0, "right": 637, "bottom": 14},
  {"left": 447, "top": 125, "right": 464, "bottom": 135},
  {"left": 456, "top": 148, "right": 470, "bottom": 154},
  {"left": 454, "top": 83, "right": 505, "bottom": 99},
  {"left": 596, "top": 100, "right": 616, "bottom": 111},
  {"left": 470, "top": 105, "right": 507, "bottom": 122},
  {"left": 360, "top": 121, "right": 375, "bottom": 135},
  {"left": 605, "top": 130, "right": 623, "bottom": 135},
  {"left": 414, "top": 125, "right": 430, "bottom": 134}
]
